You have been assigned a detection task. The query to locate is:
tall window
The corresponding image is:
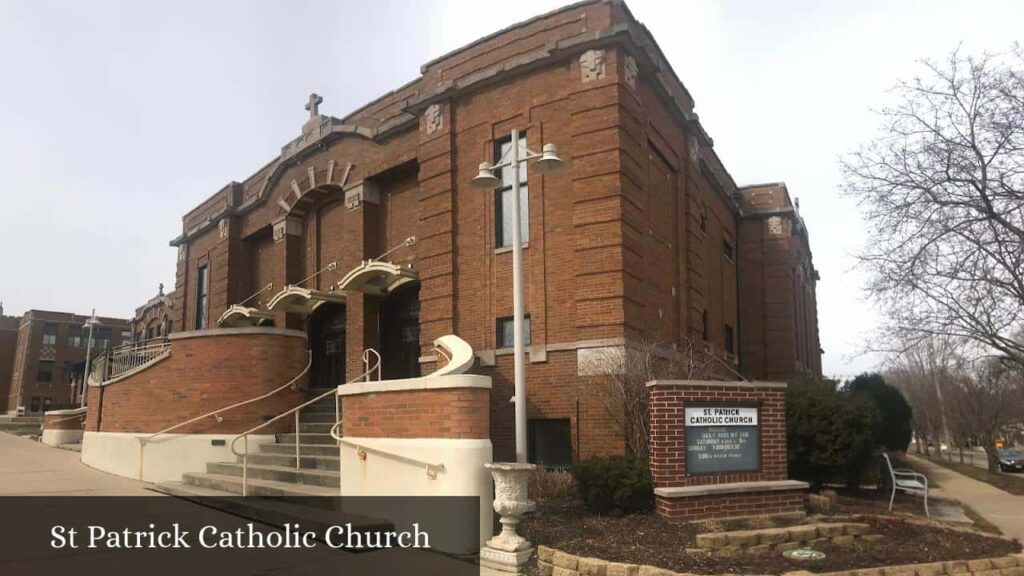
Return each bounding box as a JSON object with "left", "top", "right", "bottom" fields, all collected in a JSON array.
[
  {"left": 36, "top": 360, "right": 54, "bottom": 383},
  {"left": 62, "top": 361, "right": 76, "bottom": 385},
  {"left": 67, "top": 326, "right": 83, "bottom": 347},
  {"left": 701, "top": 309, "right": 709, "bottom": 342},
  {"left": 195, "top": 265, "right": 209, "bottom": 330},
  {"left": 42, "top": 324, "right": 58, "bottom": 346},
  {"left": 95, "top": 327, "right": 112, "bottom": 349},
  {"left": 724, "top": 324, "right": 735, "bottom": 355},
  {"left": 494, "top": 133, "right": 529, "bottom": 248},
  {"left": 497, "top": 316, "right": 531, "bottom": 348},
  {"left": 723, "top": 238, "right": 735, "bottom": 261}
]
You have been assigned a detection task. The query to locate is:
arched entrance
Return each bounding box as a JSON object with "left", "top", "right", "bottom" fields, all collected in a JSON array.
[
  {"left": 379, "top": 283, "right": 420, "bottom": 380},
  {"left": 308, "top": 303, "right": 346, "bottom": 389}
]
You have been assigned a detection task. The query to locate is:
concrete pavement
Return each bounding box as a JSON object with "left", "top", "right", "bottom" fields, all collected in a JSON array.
[
  {"left": 908, "top": 454, "right": 1024, "bottom": 543},
  {"left": 0, "top": 431, "right": 153, "bottom": 495}
]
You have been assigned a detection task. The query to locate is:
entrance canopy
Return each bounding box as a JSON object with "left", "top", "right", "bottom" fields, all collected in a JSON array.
[
  {"left": 336, "top": 260, "right": 418, "bottom": 296},
  {"left": 267, "top": 285, "right": 346, "bottom": 315},
  {"left": 217, "top": 305, "right": 275, "bottom": 327}
]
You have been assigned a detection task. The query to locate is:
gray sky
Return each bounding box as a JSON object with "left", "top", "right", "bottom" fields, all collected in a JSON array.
[{"left": 1, "top": 0, "right": 1021, "bottom": 378}]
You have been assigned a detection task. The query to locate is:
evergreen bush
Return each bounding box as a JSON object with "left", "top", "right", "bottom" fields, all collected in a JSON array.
[{"left": 571, "top": 456, "right": 653, "bottom": 514}]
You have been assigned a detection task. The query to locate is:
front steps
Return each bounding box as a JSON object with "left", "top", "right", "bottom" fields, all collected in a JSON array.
[{"left": 154, "top": 388, "right": 341, "bottom": 498}]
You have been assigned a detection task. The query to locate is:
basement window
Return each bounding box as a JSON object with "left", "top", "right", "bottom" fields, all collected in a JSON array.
[
  {"left": 497, "top": 316, "right": 531, "bottom": 348},
  {"left": 528, "top": 419, "right": 572, "bottom": 470}
]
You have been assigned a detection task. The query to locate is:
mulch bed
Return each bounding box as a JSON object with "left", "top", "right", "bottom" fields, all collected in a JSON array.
[{"left": 520, "top": 496, "right": 1021, "bottom": 575}]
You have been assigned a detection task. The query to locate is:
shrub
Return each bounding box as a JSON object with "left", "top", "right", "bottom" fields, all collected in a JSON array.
[
  {"left": 787, "top": 377, "right": 880, "bottom": 488},
  {"left": 571, "top": 456, "right": 653, "bottom": 514},
  {"left": 530, "top": 468, "right": 575, "bottom": 501},
  {"left": 846, "top": 372, "right": 913, "bottom": 452}
]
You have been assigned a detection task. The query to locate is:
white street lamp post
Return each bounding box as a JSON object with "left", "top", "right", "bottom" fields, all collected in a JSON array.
[
  {"left": 80, "top": 309, "right": 101, "bottom": 408},
  {"left": 472, "top": 129, "right": 565, "bottom": 463}
]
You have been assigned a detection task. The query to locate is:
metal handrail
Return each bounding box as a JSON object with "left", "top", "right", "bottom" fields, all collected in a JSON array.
[
  {"left": 92, "top": 338, "right": 171, "bottom": 383},
  {"left": 362, "top": 348, "right": 381, "bottom": 382},
  {"left": 333, "top": 435, "right": 446, "bottom": 480},
  {"left": 136, "top": 351, "right": 312, "bottom": 480},
  {"left": 229, "top": 349, "right": 381, "bottom": 496}
]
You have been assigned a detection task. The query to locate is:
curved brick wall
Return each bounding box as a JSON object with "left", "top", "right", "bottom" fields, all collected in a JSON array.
[
  {"left": 44, "top": 409, "right": 86, "bottom": 430},
  {"left": 84, "top": 327, "right": 308, "bottom": 434}
]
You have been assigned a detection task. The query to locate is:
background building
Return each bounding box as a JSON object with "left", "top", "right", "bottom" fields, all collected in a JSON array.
[
  {"left": 6, "top": 310, "right": 130, "bottom": 414},
  {"left": 0, "top": 305, "right": 19, "bottom": 413},
  {"left": 130, "top": 284, "right": 175, "bottom": 343}
]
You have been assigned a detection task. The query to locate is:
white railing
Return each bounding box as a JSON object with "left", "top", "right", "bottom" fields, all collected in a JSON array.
[
  {"left": 229, "top": 349, "right": 381, "bottom": 496},
  {"left": 91, "top": 338, "right": 171, "bottom": 383},
  {"left": 136, "top": 351, "right": 312, "bottom": 480}
]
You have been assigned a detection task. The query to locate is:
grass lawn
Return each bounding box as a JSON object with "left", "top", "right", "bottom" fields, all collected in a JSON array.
[{"left": 924, "top": 455, "right": 1024, "bottom": 496}]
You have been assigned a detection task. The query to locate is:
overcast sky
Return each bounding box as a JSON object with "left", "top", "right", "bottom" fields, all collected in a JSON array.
[{"left": 1, "top": 0, "right": 1021, "bottom": 378}]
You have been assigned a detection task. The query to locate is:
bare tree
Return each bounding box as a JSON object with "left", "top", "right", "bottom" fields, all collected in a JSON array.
[
  {"left": 592, "top": 337, "right": 741, "bottom": 458},
  {"left": 843, "top": 47, "right": 1024, "bottom": 366},
  {"left": 887, "top": 335, "right": 1024, "bottom": 472}
]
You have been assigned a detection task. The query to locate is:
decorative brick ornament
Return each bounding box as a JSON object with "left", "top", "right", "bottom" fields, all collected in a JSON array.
[{"left": 580, "top": 49, "right": 606, "bottom": 83}]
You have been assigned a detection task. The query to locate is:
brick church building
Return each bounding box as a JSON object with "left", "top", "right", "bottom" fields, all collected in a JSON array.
[{"left": 163, "top": 0, "right": 821, "bottom": 465}]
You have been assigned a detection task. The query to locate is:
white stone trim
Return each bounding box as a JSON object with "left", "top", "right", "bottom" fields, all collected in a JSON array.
[
  {"left": 81, "top": 431, "right": 276, "bottom": 484},
  {"left": 654, "top": 480, "right": 809, "bottom": 498},
  {"left": 647, "top": 379, "right": 787, "bottom": 389},
  {"left": 43, "top": 407, "right": 88, "bottom": 416},
  {"left": 169, "top": 326, "right": 307, "bottom": 341},
  {"left": 337, "top": 374, "right": 491, "bottom": 397}
]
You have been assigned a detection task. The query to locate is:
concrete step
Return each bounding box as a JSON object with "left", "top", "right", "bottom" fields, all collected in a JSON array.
[
  {"left": 276, "top": 432, "right": 336, "bottom": 445},
  {"left": 259, "top": 443, "right": 338, "bottom": 457},
  {"left": 243, "top": 452, "right": 340, "bottom": 471},
  {"left": 151, "top": 482, "right": 393, "bottom": 536},
  {"left": 298, "top": 422, "right": 334, "bottom": 434},
  {"left": 299, "top": 412, "right": 336, "bottom": 423},
  {"left": 206, "top": 462, "right": 340, "bottom": 488},
  {"left": 180, "top": 472, "right": 337, "bottom": 497},
  {"left": 303, "top": 400, "right": 336, "bottom": 413}
]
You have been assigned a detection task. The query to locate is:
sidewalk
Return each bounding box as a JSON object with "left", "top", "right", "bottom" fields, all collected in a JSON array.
[
  {"left": 0, "top": 431, "right": 152, "bottom": 495},
  {"left": 908, "top": 454, "right": 1024, "bottom": 542}
]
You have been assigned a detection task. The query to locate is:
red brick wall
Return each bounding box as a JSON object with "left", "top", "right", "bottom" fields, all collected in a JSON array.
[
  {"left": 84, "top": 329, "right": 308, "bottom": 434},
  {"left": 656, "top": 489, "right": 806, "bottom": 522},
  {"left": 164, "top": 1, "right": 820, "bottom": 464},
  {"left": 44, "top": 410, "right": 86, "bottom": 431},
  {"left": 648, "top": 381, "right": 788, "bottom": 488},
  {"left": 341, "top": 386, "right": 489, "bottom": 439}
]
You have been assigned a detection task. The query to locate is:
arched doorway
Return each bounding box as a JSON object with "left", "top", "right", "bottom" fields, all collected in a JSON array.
[
  {"left": 308, "top": 303, "right": 346, "bottom": 389},
  {"left": 379, "top": 283, "right": 420, "bottom": 380}
]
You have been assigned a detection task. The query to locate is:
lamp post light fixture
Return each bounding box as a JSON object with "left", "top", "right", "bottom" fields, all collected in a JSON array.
[
  {"left": 471, "top": 129, "right": 565, "bottom": 463},
  {"left": 80, "top": 309, "right": 102, "bottom": 408}
]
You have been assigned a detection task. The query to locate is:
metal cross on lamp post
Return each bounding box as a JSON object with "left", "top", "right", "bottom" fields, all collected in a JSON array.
[
  {"left": 80, "top": 309, "right": 102, "bottom": 408},
  {"left": 470, "top": 129, "right": 565, "bottom": 463}
]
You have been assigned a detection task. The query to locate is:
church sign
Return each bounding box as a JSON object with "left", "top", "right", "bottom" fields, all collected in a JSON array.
[{"left": 684, "top": 406, "right": 760, "bottom": 474}]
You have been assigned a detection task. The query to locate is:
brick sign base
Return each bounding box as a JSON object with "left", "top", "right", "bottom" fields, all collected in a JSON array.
[{"left": 647, "top": 380, "right": 808, "bottom": 522}]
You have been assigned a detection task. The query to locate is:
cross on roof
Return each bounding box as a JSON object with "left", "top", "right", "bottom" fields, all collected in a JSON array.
[{"left": 305, "top": 93, "right": 323, "bottom": 118}]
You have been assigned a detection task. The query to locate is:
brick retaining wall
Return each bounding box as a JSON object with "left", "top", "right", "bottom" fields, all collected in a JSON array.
[{"left": 84, "top": 328, "right": 308, "bottom": 434}]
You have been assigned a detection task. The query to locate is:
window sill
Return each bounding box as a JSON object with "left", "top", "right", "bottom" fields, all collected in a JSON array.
[{"left": 494, "top": 243, "right": 529, "bottom": 255}]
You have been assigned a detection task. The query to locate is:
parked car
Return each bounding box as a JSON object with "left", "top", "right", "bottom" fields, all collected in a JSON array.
[{"left": 997, "top": 449, "right": 1024, "bottom": 473}]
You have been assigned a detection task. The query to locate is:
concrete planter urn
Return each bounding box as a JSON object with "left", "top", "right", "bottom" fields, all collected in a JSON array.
[{"left": 480, "top": 462, "right": 537, "bottom": 573}]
